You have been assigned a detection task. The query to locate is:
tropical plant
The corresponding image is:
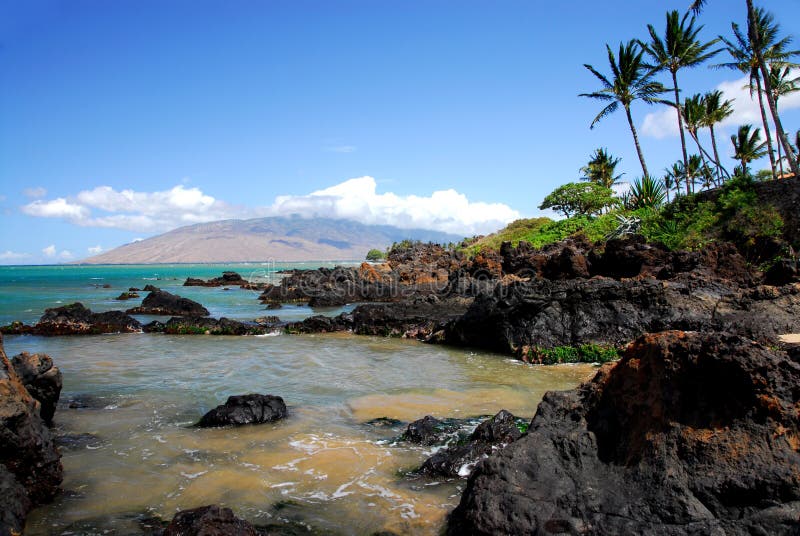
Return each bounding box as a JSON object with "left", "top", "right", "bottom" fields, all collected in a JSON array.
[
  {"left": 606, "top": 214, "right": 643, "bottom": 240},
  {"left": 538, "top": 182, "right": 618, "bottom": 218},
  {"left": 708, "top": 1, "right": 800, "bottom": 178},
  {"left": 643, "top": 10, "right": 720, "bottom": 183},
  {"left": 365, "top": 249, "right": 385, "bottom": 261},
  {"left": 681, "top": 94, "right": 717, "bottom": 187},
  {"left": 580, "top": 41, "right": 669, "bottom": 178},
  {"left": 580, "top": 148, "right": 623, "bottom": 189},
  {"left": 768, "top": 64, "right": 800, "bottom": 177},
  {"left": 701, "top": 90, "right": 734, "bottom": 182},
  {"left": 716, "top": 9, "right": 794, "bottom": 179},
  {"left": 627, "top": 175, "right": 666, "bottom": 209},
  {"left": 731, "top": 124, "right": 767, "bottom": 174}
]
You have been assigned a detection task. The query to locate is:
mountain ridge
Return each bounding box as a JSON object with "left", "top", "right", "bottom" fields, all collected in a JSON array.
[{"left": 80, "top": 216, "right": 465, "bottom": 264}]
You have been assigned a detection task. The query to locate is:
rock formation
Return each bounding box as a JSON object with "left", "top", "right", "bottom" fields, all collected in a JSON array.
[
  {"left": 0, "top": 335, "right": 63, "bottom": 534},
  {"left": 196, "top": 394, "right": 287, "bottom": 428},
  {"left": 448, "top": 331, "right": 800, "bottom": 535}
]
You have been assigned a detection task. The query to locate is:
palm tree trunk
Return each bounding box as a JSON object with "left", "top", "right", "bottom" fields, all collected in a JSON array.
[
  {"left": 690, "top": 131, "right": 711, "bottom": 189},
  {"left": 754, "top": 75, "right": 777, "bottom": 179},
  {"left": 748, "top": 0, "right": 800, "bottom": 178},
  {"left": 709, "top": 125, "right": 725, "bottom": 185},
  {"left": 625, "top": 105, "right": 649, "bottom": 178},
  {"left": 672, "top": 71, "right": 690, "bottom": 192},
  {"left": 778, "top": 134, "right": 784, "bottom": 178}
]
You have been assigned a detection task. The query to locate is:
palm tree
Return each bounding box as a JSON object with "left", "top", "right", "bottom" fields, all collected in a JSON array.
[
  {"left": 580, "top": 148, "right": 623, "bottom": 189},
  {"left": 681, "top": 94, "right": 716, "bottom": 188},
  {"left": 580, "top": 41, "right": 669, "bottom": 178},
  {"left": 731, "top": 124, "right": 767, "bottom": 174},
  {"left": 701, "top": 90, "right": 734, "bottom": 182},
  {"left": 717, "top": 10, "right": 791, "bottom": 179},
  {"left": 696, "top": 0, "right": 800, "bottom": 178},
  {"left": 768, "top": 64, "right": 800, "bottom": 177},
  {"left": 643, "top": 10, "right": 720, "bottom": 185},
  {"left": 663, "top": 162, "right": 685, "bottom": 201}
]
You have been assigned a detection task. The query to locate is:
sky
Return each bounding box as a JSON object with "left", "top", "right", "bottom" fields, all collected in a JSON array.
[{"left": 1, "top": 0, "right": 799, "bottom": 264}]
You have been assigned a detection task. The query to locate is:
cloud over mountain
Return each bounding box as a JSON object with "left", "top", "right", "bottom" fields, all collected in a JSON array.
[{"left": 21, "top": 177, "right": 519, "bottom": 236}]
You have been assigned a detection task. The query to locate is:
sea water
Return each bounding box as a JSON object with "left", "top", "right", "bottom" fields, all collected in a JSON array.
[{"left": 1, "top": 264, "right": 596, "bottom": 534}]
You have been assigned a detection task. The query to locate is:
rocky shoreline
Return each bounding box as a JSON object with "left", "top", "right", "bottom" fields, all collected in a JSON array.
[{"left": 2, "top": 234, "right": 800, "bottom": 533}]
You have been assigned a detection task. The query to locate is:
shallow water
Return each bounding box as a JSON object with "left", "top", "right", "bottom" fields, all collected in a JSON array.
[{"left": 6, "top": 333, "right": 596, "bottom": 535}]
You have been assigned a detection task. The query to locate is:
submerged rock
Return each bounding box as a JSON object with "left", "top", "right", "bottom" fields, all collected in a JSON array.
[
  {"left": 448, "top": 331, "right": 800, "bottom": 535},
  {"left": 126, "top": 289, "right": 210, "bottom": 316},
  {"left": 0, "top": 335, "right": 63, "bottom": 534},
  {"left": 164, "top": 504, "right": 257, "bottom": 536},
  {"left": 11, "top": 352, "right": 62, "bottom": 424},
  {"left": 419, "top": 410, "right": 522, "bottom": 478},
  {"left": 196, "top": 394, "right": 287, "bottom": 428}
]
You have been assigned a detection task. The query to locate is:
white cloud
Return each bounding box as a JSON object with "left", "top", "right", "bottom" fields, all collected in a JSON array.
[
  {"left": 20, "top": 177, "right": 521, "bottom": 236},
  {"left": 88, "top": 245, "right": 103, "bottom": 254},
  {"left": 22, "top": 185, "right": 241, "bottom": 232},
  {"left": 0, "top": 250, "right": 30, "bottom": 262},
  {"left": 59, "top": 250, "right": 73, "bottom": 259},
  {"left": 23, "top": 198, "right": 89, "bottom": 220},
  {"left": 268, "top": 176, "right": 519, "bottom": 235},
  {"left": 23, "top": 186, "right": 47, "bottom": 198},
  {"left": 42, "top": 244, "right": 56, "bottom": 257},
  {"left": 641, "top": 70, "right": 800, "bottom": 139}
]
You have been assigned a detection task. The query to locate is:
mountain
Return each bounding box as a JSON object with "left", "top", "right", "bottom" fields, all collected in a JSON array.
[{"left": 80, "top": 217, "right": 464, "bottom": 264}]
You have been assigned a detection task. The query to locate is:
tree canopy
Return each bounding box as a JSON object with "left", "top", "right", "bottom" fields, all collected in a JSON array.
[{"left": 538, "top": 182, "right": 618, "bottom": 218}]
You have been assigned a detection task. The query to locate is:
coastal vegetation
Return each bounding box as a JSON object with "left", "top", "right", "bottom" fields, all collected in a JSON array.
[{"left": 469, "top": 1, "right": 797, "bottom": 270}]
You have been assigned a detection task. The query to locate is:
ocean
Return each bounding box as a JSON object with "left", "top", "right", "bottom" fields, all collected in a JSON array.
[{"left": 2, "top": 264, "right": 595, "bottom": 534}]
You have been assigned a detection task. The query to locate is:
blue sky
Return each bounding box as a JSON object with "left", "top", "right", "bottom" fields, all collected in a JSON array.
[{"left": 1, "top": 0, "right": 799, "bottom": 263}]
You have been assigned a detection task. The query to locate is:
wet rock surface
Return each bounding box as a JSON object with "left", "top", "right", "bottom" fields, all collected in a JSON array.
[
  {"left": 127, "top": 289, "right": 210, "bottom": 316},
  {"left": 196, "top": 394, "right": 288, "bottom": 428},
  {"left": 0, "top": 302, "right": 142, "bottom": 336},
  {"left": 143, "top": 316, "right": 274, "bottom": 335},
  {"left": 163, "top": 504, "right": 258, "bottom": 536},
  {"left": 417, "top": 410, "right": 523, "bottom": 478},
  {"left": 11, "top": 352, "right": 62, "bottom": 424},
  {"left": 0, "top": 335, "right": 63, "bottom": 534},
  {"left": 448, "top": 331, "right": 800, "bottom": 535}
]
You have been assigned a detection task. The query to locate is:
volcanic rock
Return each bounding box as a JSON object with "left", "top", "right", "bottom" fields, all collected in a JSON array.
[
  {"left": 0, "top": 335, "right": 63, "bottom": 534},
  {"left": 196, "top": 394, "right": 287, "bottom": 428},
  {"left": 11, "top": 352, "right": 62, "bottom": 424},
  {"left": 31, "top": 303, "right": 141, "bottom": 335},
  {"left": 448, "top": 331, "right": 800, "bottom": 535},
  {"left": 164, "top": 504, "right": 257, "bottom": 536},
  {"left": 126, "top": 289, "right": 210, "bottom": 316}
]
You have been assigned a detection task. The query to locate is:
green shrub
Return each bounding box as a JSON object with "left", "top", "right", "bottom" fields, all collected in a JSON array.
[{"left": 527, "top": 343, "right": 620, "bottom": 364}]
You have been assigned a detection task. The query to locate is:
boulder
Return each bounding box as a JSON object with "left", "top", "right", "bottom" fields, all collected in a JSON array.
[
  {"left": 444, "top": 276, "right": 800, "bottom": 354},
  {"left": 420, "top": 410, "right": 521, "bottom": 478},
  {"left": 33, "top": 303, "right": 141, "bottom": 335},
  {"left": 196, "top": 394, "right": 287, "bottom": 428},
  {"left": 126, "top": 289, "right": 210, "bottom": 316},
  {"left": 144, "top": 316, "right": 271, "bottom": 335},
  {"left": 184, "top": 271, "right": 249, "bottom": 287},
  {"left": 448, "top": 331, "right": 800, "bottom": 535},
  {"left": 0, "top": 335, "right": 63, "bottom": 534},
  {"left": 403, "top": 415, "right": 450, "bottom": 446},
  {"left": 164, "top": 505, "right": 257, "bottom": 536},
  {"left": 114, "top": 291, "right": 139, "bottom": 300},
  {"left": 11, "top": 352, "right": 62, "bottom": 424}
]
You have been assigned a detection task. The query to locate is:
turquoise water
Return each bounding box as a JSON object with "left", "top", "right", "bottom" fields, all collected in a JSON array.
[
  {"left": 1, "top": 265, "right": 597, "bottom": 534},
  {"left": 0, "top": 262, "right": 355, "bottom": 325}
]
